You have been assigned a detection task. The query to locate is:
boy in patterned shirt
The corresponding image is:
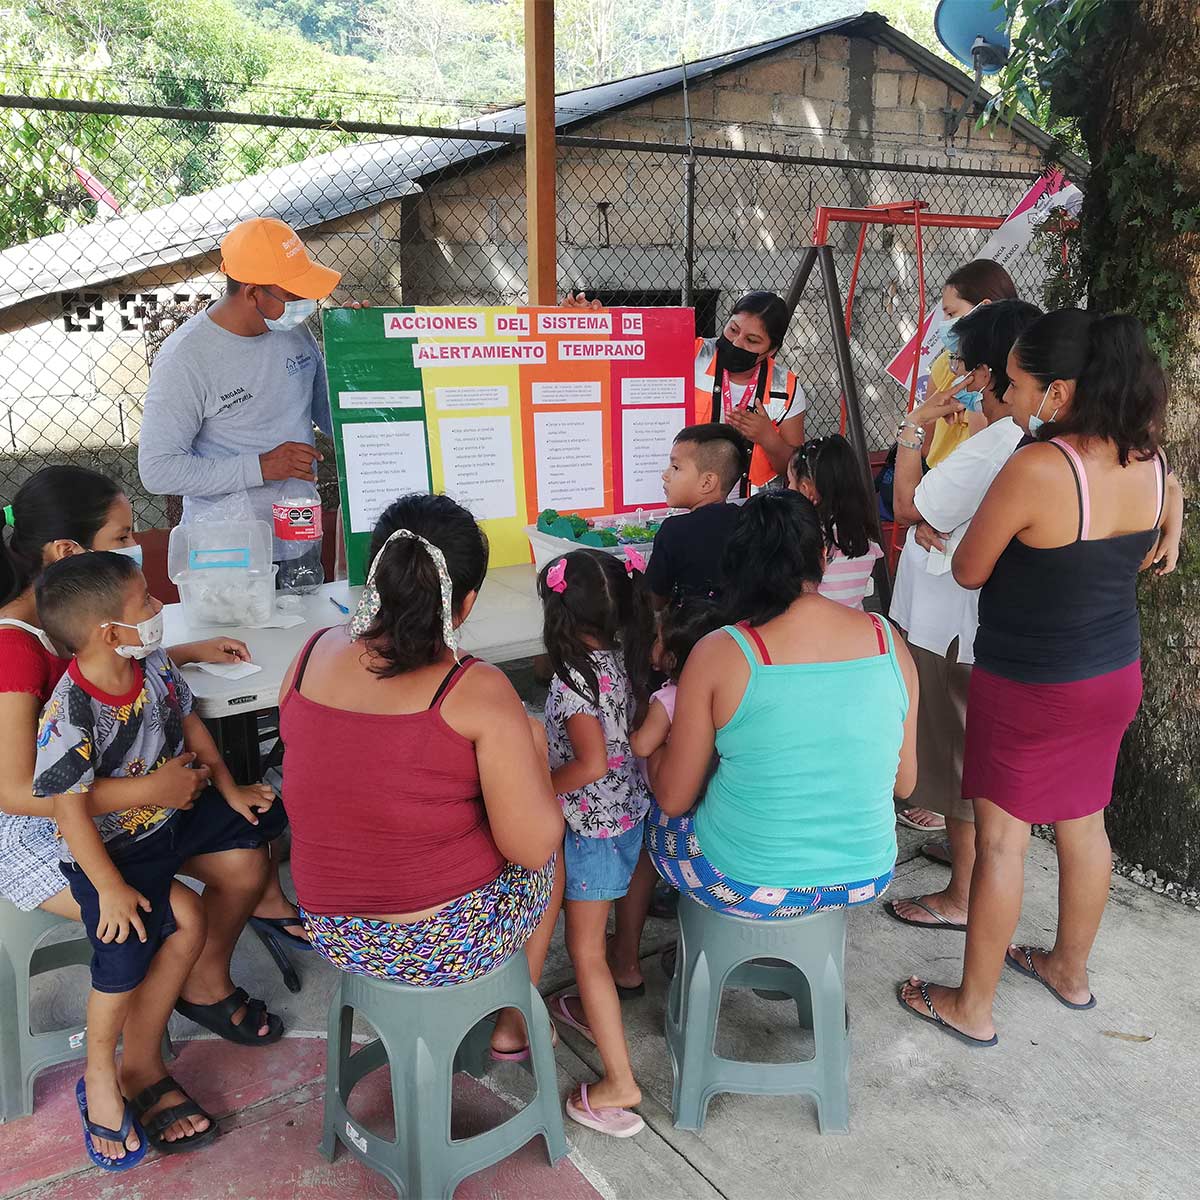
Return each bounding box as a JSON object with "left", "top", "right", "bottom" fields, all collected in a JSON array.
[{"left": 33, "top": 553, "right": 274, "bottom": 1171}]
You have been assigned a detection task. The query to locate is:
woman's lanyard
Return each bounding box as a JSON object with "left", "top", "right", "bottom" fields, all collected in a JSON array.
[{"left": 719, "top": 364, "right": 763, "bottom": 420}]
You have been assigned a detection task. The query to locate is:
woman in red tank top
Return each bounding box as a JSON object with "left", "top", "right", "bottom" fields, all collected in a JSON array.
[{"left": 279, "top": 493, "right": 563, "bottom": 1056}]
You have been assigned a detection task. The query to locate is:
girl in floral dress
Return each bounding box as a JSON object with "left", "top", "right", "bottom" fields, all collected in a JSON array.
[{"left": 538, "top": 548, "right": 654, "bottom": 1138}]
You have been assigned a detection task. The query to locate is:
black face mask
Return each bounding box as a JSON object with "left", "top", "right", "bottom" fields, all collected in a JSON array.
[{"left": 715, "top": 334, "right": 763, "bottom": 375}]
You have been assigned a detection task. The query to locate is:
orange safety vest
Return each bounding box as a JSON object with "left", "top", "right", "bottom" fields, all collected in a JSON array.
[{"left": 692, "top": 338, "right": 803, "bottom": 487}]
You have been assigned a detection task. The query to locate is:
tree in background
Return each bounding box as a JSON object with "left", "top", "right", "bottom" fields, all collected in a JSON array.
[{"left": 999, "top": 0, "right": 1199, "bottom": 885}]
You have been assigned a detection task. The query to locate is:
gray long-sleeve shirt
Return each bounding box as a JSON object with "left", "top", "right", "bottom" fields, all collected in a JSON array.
[{"left": 138, "top": 308, "right": 332, "bottom": 528}]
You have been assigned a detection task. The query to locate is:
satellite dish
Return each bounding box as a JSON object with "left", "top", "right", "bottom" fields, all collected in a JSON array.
[
  {"left": 934, "top": 0, "right": 1011, "bottom": 75},
  {"left": 934, "top": 0, "right": 1011, "bottom": 146}
]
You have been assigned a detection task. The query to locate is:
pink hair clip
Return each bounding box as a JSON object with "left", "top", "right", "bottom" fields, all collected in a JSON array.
[
  {"left": 623, "top": 546, "right": 647, "bottom": 576},
  {"left": 547, "top": 558, "right": 568, "bottom": 593}
]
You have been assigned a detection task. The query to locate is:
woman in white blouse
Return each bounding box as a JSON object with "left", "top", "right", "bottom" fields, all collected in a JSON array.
[{"left": 886, "top": 300, "right": 1043, "bottom": 933}]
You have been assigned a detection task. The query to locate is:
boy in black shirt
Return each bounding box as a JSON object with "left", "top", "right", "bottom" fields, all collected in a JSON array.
[{"left": 645, "top": 424, "right": 749, "bottom": 606}]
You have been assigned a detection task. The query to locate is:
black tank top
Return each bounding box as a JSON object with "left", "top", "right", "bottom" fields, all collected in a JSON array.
[{"left": 974, "top": 438, "right": 1165, "bottom": 685}]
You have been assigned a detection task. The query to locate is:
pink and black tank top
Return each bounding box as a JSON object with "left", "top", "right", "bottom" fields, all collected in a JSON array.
[{"left": 975, "top": 438, "right": 1165, "bottom": 685}]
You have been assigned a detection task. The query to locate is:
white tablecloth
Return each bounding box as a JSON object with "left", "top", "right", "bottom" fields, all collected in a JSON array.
[{"left": 162, "top": 565, "right": 543, "bottom": 719}]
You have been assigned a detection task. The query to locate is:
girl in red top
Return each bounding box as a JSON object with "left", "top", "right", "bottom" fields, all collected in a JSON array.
[{"left": 278, "top": 493, "right": 563, "bottom": 1057}]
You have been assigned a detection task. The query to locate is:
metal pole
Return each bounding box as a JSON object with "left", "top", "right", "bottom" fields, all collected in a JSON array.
[
  {"left": 815, "top": 244, "right": 892, "bottom": 607},
  {"left": 681, "top": 58, "right": 696, "bottom": 309},
  {"left": 782, "top": 246, "right": 819, "bottom": 321}
]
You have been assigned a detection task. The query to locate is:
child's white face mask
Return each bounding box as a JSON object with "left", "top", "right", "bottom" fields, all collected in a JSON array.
[{"left": 100, "top": 611, "right": 164, "bottom": 660}]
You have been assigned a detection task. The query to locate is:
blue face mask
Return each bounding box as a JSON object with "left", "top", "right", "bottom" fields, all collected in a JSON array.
[
  {"left": 75, "top": 542, "right": 144, "bottom": 568},
  {"left": 256, "top": 291, "right": 317, "bottom": 332},
  {"left": 956, "top": 388, "right": 984, "bottom": 413},
  {"left": 264, "top": 297, "right": 317, "bottom": 332},
  {"left": 1028, "top": 384, "right": 1059, "bottom": 436}
]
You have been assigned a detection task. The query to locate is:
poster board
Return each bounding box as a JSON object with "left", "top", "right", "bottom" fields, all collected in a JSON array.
[{"left": 324, "top": 306, "right": 695, "bottom": 582}]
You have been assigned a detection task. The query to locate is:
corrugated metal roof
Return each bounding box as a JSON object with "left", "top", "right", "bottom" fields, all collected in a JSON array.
[{"left": 0, "top": 11, "right": 1080, "bottom": 313}]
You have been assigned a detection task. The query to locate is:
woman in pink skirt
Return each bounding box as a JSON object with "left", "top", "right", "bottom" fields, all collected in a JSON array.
[{"left": 897, "top": 310, "right": 1182, "bottom": 1046}]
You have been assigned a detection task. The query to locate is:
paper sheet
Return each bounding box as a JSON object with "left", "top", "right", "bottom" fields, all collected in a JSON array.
[
  {"left": 341, "top": 421, "right": 430, "bottom": 534},
  {"left": 255, "top": 611, "right": 308, "bottom": 630},
  {"left": 534, "top": 410, "right": 605, "bottom": 511},
  {"left": 189, "top": 660, "right": 263, "bottom": 680},
  {"left": 622, "top": 377, "right": 685, "bottom": 406},
  {"left": 531, "top": 381, "right": 601, "bottom": 406},
  {"left": 435, "top": 385, "right": 509, "bottom": 411},
  {"left": 438, "top": 416, "right": 518, "bottom": 521},
  {"left": 621, "top": 408, "right": 680, "bottom": 506},
  {"left": 338, "top": 390, "right": 423, "bottom": 410}
]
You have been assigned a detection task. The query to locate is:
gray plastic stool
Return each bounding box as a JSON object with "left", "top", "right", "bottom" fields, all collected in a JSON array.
[
  {"left": 665, "top": 896, "right": 851, "bottom": 1134},
  {"left": 321, "top": 951, "right": 567, "bottom": 1198},
  {"left": 0, "top": 899, "right": 175, "bottom": 1121}
]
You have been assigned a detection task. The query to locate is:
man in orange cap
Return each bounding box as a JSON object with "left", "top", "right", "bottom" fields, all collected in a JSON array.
[{"left": 138, "top": 217, "right": 342, "bottom": 530}]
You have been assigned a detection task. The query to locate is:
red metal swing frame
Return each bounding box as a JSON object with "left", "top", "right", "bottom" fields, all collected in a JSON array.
[{"left": 809, "top": 201, "right": 1007, "bottom": 569}]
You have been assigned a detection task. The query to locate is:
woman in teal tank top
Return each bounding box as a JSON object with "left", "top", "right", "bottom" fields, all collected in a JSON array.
[{"left": 647, "top": 491, "right": 917, "bottom": 918}]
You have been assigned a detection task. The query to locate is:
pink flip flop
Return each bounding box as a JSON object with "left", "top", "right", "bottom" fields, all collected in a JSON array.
[
  {"left": 549, "top": 991, "right": 596, "bottom": 1045},
  {"left": 565, "top": 1083, "right": 645, "bottom": 1138}
]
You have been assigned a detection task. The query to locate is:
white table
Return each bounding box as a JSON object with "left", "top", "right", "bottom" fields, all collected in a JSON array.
[{"left": 163, "top": 565, "right": 542, "bottom": 778}]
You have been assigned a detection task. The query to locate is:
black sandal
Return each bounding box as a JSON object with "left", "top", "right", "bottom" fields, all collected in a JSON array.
[
  {"left": 174, "top": 987, "right": 284, "bottom": 1046},
  {"left": 249, "top": 917, "right": 309, "bottom": 994},
  {"left": 128, "top": 1076, "right": 219, "bottom": 1154}
]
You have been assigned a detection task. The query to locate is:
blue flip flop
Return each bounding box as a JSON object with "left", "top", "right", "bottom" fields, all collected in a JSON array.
[{"left": 75, "top": 1077, "right": 147, "bottom": 1172}]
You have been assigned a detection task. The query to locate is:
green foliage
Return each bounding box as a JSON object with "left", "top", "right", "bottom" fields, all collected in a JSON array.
[
  {"left": 994, "top": 0, "right": 1199, "bottom": 365},
  {"left": 0, "top": 8, "right": 123, "bottom": 245},
  {"left": 1028, "top": 212, "right": 1085, "bottom": 312},
  {"left": 989, "top": 0, "right": 1109, "bottom": 125},
  {"left": 0, "top": 0, "right": 962, "bottom": 250},
  {"left": 1085, "top": 145, "right": 1200, "bottom": 364}
]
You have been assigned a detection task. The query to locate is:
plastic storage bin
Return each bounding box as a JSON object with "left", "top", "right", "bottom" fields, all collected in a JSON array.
[
  {"left": 524, "top": 507, "right": 673, "bottom": 573},
  {"left": 168, "top": 519, "right": 278, "bottom": 628}
]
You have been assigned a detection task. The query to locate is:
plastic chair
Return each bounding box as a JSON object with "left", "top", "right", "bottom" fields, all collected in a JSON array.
[
  {"left": 665, "top": 895, "right": 851, "bottom": 1135},
  {"left": 0, "top": 900, "right": 172, "bottom": 1122},
  {"left": 320, "top": 951, "right": 568, "bottom": 1199}
]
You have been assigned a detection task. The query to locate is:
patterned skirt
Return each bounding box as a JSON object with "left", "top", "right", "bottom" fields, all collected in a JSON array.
[
  {"left": 301, "top": 859, "right": 555, "bottom": 987},
  {"left": 646, "top": 804, "right": 891, "bottom": 920}
]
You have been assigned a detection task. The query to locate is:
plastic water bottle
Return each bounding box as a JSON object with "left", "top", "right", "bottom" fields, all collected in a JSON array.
[{"left": 273, "top": 481, "right": 325, "bottom": 595}]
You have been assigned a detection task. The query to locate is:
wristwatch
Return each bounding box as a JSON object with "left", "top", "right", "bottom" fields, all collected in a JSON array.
[{"left": 896, "top": 418, "right": 924, "bottom": 450}]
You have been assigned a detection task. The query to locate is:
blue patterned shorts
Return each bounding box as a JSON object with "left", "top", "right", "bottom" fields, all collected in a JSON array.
[
  {"left": 645, "top": 804, "right": 891, "bottom": 920},
  {"left": 301, "top": 858, "right": 555, "bottom": 987}
]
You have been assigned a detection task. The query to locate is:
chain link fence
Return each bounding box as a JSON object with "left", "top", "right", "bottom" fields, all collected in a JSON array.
[{"left": 0, "top": 95, "right": 1071, "bottom": 527}]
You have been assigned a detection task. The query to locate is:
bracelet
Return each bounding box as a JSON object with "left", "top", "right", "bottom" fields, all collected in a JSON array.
[
  {"left": 898, "top": 418, "right": 924, "bottom": 438},
  {"left": 897, "top": 435, "right": 923, "bottom": 451}
]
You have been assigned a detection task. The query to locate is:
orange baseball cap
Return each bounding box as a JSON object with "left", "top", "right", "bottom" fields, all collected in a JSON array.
[{"left": 219, "top": 217, "right": 341, "bottom": 299}]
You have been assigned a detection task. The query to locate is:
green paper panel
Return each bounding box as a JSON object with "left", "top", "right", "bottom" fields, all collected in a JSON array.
[{"left": 323, "top": 307, "right": 431, "bottom": 584}]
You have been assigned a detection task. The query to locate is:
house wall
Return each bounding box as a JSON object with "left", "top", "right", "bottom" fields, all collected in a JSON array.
[{"left": 402, "top": 32, "right": 1055, "bottom": 440}]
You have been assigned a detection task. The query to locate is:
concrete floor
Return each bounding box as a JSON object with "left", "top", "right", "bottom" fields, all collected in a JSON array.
[{"left": 10, "top": 825, "right": 1199, "bottom": 1199}]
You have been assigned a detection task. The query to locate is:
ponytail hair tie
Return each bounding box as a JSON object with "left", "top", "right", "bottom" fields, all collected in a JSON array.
[
  {"left": 350, "top": 527, "right": 460, "bottom": 661},
  {"left": 623, "top": 546, "right": 646, "bottom": 576},
  {"left": 546, "top": 558, "right": 568, "bottom": 593},
  {"left": 1, "top": 504, "right": 12, "bottom": 529}
]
